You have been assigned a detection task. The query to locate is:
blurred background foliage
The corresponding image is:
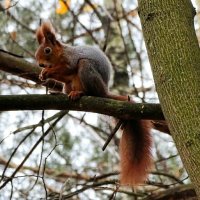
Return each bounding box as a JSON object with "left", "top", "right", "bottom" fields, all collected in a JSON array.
[{"left": 0, "top": 0, "right": 196, "bottom": 199}]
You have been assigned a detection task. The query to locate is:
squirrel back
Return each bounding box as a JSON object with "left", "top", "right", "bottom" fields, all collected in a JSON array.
[
  {"left": 62, "top": 45, "right": 112, "bottom": 85},
  {"left": 35, "top": 21, "right": 153, "bottom": 186}
]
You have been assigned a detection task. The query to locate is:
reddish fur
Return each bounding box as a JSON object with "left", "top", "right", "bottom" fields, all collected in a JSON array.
[
  {"left": 107, "top": 93, "right": 129, "bottom": 101},
  {"left": 36, "top": 22, "right": 56, "bottom": 44},
  {"left": 41, "top": 22, "right": 56, "bottom": 42},
  {"left": 35, "top": 22, "right": 63, "bottom": 68},
  {"left": 107, "top": 94, "right": 153, "bottom": 185},
  {"left": 35, "top": 22, "right": 153, "bottom": 186},
  {"left": 41, "top": 21, "right": 55, "bottom": 38},
  {"left": 36, "top": 27, "right": 44, "bottom": 44},
  {"left": 120, "top": 120, "right": 152, "bottom": 185}
]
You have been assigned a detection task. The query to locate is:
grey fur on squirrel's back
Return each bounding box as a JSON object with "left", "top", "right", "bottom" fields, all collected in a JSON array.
[{"left": 63, "top": 45, "right": 111, "bottom": 85}]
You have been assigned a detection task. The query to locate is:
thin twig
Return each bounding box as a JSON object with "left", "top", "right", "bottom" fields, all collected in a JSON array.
[
  {"left": 28, "top": 110, "right": 46, "bottom": 192},
  {"left": 0, "top": 111, "right": 67, "bottom": 190},
  {"left": 0, "top": 1, "right": 18, "bottom": 12},
  {"left": 14, "top": 111, "right": 66, "bottom": 134},
  {"left": 0, "top": 128, "right": 36, "bottom": 184},
  {"left": 102, "top": 120, "right": 123, "bottom": 151},
  {"left": 63, "top": 0, "right": 99, "bottom": 45},
  {"left": 0, "top": 49, "right": 23, "bottom": 58}
]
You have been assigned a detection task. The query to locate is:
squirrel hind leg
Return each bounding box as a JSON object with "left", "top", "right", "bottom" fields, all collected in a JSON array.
[
  {"left": 78, "top": 59, "right": 108, "bottom": 97},
  {"left": 68, "top": 91, "right": 84, "bottom": 100}
]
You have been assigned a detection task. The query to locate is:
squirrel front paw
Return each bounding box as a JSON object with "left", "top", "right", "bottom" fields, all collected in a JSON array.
[{"left": 39, "top": 68, "right": 51, "bottom": 81}]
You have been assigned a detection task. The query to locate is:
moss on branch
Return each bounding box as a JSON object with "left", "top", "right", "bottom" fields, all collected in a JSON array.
[{"left": 0, "top": 94, "right": 164, "bottom": 120}]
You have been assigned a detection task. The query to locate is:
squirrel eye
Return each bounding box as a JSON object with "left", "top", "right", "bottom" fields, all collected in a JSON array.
[{"left": 44, "top": 47, "right": 52, "bottom": 55}]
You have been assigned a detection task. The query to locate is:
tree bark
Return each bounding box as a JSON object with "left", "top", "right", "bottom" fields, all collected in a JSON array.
[
  {"left": 145, "top": 184, "right": 196, "bottom": 200},
  {"left": 0, "top": 51, "right": 63, "bottom": 91},
  {"left": 0, "top": 94, "right": 164, "bottom": 120},
  {"left": 139, "top": 0, "right": 200, "bottom": 197}
]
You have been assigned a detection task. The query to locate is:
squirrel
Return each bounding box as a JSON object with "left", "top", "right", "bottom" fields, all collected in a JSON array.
[{"left": 35, "top": 22, "right": 153, "bottom": 186}]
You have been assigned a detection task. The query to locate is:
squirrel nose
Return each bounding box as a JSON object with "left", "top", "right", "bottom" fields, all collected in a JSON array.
[{"left": 39, "top": 63, "right": 45, "bottom": 68}]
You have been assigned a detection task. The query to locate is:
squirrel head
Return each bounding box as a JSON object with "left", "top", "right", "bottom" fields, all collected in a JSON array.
[{"left": 35, "top": 21, "right": 63, "bottom": 68}]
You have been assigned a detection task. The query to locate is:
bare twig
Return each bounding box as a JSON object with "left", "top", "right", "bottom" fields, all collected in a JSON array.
[
  {"left": 63, "top": 0, "right": 99, "bottom": 45},
  {"left": 0, "top": 111, "right": 67, "bottom": 190},
  {"left": 14, "top": 111, "right": 67, "bottom": 134},
  {"left": 0, "top": 49, "right": 23, "bottom": 58},
  {"left": 102, "top": 120, "right": 123, "bottom": 151}
]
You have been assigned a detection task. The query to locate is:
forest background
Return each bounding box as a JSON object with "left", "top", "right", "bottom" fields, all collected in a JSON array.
[{"left": 0, "top": 0, "right": 199, "bottom": 199}]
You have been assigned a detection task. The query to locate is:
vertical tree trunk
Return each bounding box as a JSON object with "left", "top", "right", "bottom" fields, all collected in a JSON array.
[{"left": 138, "top": 0, "right": 200, "bottom": 197}]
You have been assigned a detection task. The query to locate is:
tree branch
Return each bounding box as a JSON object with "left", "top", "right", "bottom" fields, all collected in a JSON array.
[
  {"left": 0, "top": 51, "right": 63, "bottom": 91},
  {"left": 145, "top": 184, "right": 196, "bottom": 200},
  {"left": 0, "top": 94, "right": 164, "bottom": 120},
  {"left": 0, "top": 51, "right": 164, "bottom": 120},
  {"left": 0, "top": 50, "right": 40, "bottom": 82}
]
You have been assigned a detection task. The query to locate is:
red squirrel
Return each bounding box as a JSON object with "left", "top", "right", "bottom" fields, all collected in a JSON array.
[{"left": 35, "top": 22, "right": 152, "bottom": 186}]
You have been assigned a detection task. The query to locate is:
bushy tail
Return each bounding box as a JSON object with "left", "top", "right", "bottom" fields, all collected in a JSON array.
[
  {"left": 120, "top": 120, "right": 152, "bottom": 185},
  {"left": 106, "top": 93, "right": 153, "bottom": 185}
]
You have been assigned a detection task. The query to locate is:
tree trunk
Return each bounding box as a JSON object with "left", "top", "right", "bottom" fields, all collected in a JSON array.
[{"left": 138, "top": 0, "right": 200, "bottom": 197}]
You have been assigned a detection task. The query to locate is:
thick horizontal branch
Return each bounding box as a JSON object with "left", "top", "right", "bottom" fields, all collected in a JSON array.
[
  {"left": 0, "top": 51, "right": 63, "bottom": 91},
  {"left": 0, "top": 94, "right": 164, "bottom": 120},
  {"left": 0, "top": 51, "right": 40, "bottom": 82},
  {"left": 147, "top": 184, "right": 196, "bottom": 200},
  {"left": 0, "top": 51, "right": 164, "bottom": 120}
]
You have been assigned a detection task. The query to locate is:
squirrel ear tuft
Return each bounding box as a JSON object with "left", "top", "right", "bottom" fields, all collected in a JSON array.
[
  {"left": 36, "top": 27, "right": 44, "bottom": 44},
  {"left": 41, "top": 21, "right": 57, "bottom": 44}
]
